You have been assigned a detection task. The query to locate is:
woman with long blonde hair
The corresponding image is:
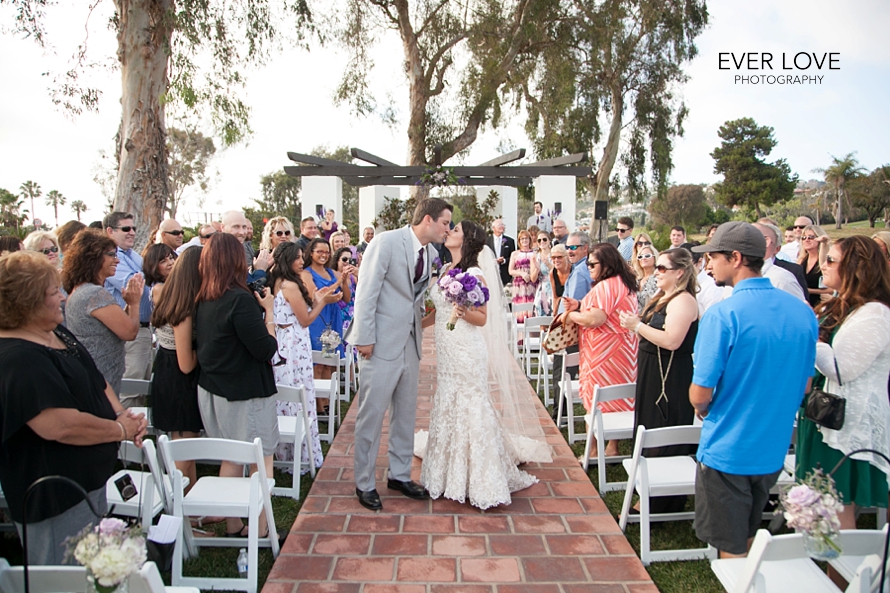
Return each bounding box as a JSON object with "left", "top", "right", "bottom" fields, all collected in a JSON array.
[
  {"left": 259, "top": 216, "right": 295, "bottom": 252},
  {"left": 796, "top": 224, "right": 831, "bottom": 307},
  {"left": 632, "top": 238, "right": 659, "bottom": 312}
]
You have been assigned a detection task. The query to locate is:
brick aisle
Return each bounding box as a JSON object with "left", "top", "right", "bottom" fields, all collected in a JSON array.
[{"left": 263, "top": 330, "right": 657, "bottom": 593}]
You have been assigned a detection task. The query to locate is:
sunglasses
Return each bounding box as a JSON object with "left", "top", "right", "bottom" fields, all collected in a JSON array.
[
  {"left": 39, "top": 246, "right": 59, "bottom": 255},
  {"left": 537, "top": 238, "right": 550, "bottom": 243},
  {"left": 200, "top": 232, "right": 217, "bottom": 239},
  {"left": 274, "top": 230, "right": 292, "bottom": 237},
  {"left": 655, "top": 265, "right": 676, "bottom": 273},
  {"left": 801, "top": 235, "right": 817, "bottom": 241},
  {"left": 163, "top": 230, "right": 184, "bottom": 236},
  {"left": 104, "top": 251, "right": 119, "bottom": 259},
  {"left": 616, "top": 227, "right": 631, "bottom": 233},
  {"left": 115, "top": 226, "right": 137, "bottom": 233},
  {"left": 637, "top": 253, "right": 653, "bottom": 260},
  {"left": 636, "top": 241, "right": 652, "bottom": 246},
  {"left": 565, "top": 245, "right": 582, "bottom": 251},
  {"left": 551, "top": 255, "right": 566, "bottom": 260},
  {"left": 825, "top": 255, "right": 839, "bottom": 265},
  {"left": 587, "top": 261, "right": 600, "bottom": 269},
  {"left": 340, "top": 257, "right": 351, "bottom": 262},
  {"left": 793, "top": 225, "right": 808, "bottom": 229}
]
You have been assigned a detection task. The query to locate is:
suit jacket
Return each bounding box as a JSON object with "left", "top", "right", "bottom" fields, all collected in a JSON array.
[
  {"left": 486, "top": 234, "right": 515, "bottom": 286},
  {"left": 773, "top": 258, "right": 809, "bottom": 299},
  {"left": 344, "top": 226, "right": 434, "bottom": 360},
  {"left": 605, "top": 235, "right": 619, "bottom": 246}
]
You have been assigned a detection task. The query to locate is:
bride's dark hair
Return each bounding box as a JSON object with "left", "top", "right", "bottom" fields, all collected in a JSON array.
[{"left": 458, "top": 220, "right": 487, "bottom": 270}]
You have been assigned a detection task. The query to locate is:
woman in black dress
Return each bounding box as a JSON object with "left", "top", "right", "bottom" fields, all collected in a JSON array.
[
  {"left": 797, "top": 224, "right": 832, "bottom": 308},
  {"left": 149, "top": 246, "right": 203, "bottom": 490},
  {"left": 619, "top": 248, "right": 699, "bottom": 513}
]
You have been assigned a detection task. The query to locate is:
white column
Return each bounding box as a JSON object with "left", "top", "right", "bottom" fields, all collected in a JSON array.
[
  {"left": 359, "top": 186, "right": 401, "bottom": 233},
  {"left": 476, "top": 186, "right": 518, "bottom": 238},
  {"left": 301, "top": 177, "right": 343, "bottom": 224},
  {"left": 534, "top": 176, "right": 576, "bottom": 232}
]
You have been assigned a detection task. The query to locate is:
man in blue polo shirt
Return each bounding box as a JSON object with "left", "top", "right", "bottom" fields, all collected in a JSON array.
[{"left": 690, "top": 221, "right": 817, "bottom": 558}]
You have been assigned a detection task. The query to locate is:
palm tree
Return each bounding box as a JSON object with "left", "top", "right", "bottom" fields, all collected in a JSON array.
[
  {"left": 0, "top": 189, "right": 27, "bottom": 231},
  {"left": 45, "top": 190, "right": 67, "bottom": 226},
  {"left": 814, "top": 153, "right": 864, "bottom": 229},
  {"left": 70, "top": 200, "right": 88, "bottom": 222},
  {"left": 19, "top": 181, "right": 41, "bottom": 227}
]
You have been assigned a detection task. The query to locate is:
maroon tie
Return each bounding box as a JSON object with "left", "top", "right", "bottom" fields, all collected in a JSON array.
[{"left": 413, "top": 248, "right": 424, "bottom": 283}]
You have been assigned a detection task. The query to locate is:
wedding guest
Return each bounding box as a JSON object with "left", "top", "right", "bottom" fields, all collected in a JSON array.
[
  {"left": 330, "top": 231, "right": 348, "bottom": 251},
  {"left": 332, "top": 247, "right": 358, "bottom": 334},
  {"left": 149, "top": 247, "right": 203, "bottom": 491},
  {"left": 796, "top": 236, "right": 890, "bottom": 529},
  {"left": 508, "top": 230, "right": 538, "bottom": 322},
  {"left": 872, "top": 231, "right": 890, "bottom": 262},
  {"left": 320, "top": 209, "right": 338, "bottom": 241},
  {"left": 268, "top": 242, "right": 338, "bottom": 473},
  {"left": 63, "top": 230, "right": 143, "bottom": 395},
  {"left": 633, "top": 242, "right": 659, "bottom": 312},
  {"left": 797, "top": 224, "right": 832, "bottom": 307},
  {"left": 24, "top": 230, "right": 60, "bottom": 268},
  {"left": 295, "top": 217, "right": 319, "bottom": 252},
  {"left": 157, "top": 218, "right": 185, "bottom": 251},
  {"left": 142, "top": 243, "right": 176, "bottom": 306},
  {"left": 55, "top": 220, "right": 87, "bottom": 255},
  {"left": 533, "top": 231, "right": 553, "bottom": 316},
  {"left": 259, "top": 216, "right": 295, "bottom": 252},
  {"left": 620, "top": 248, "right": 698, "bottom": 513},
  {"left": 195, "top": 233, "right": 278, "bottom": 539},
  {"left": 0, "top": 251, "right": 146, "bottom": 564},
  {"left": 669, "top": 226, "right": 686, "bottom": 248},
  {"left": 561, "top": 242, "right": 638, "bottom": 456},
  {"left": 0, "top": 236, "right": 23, "bottom": 256}
]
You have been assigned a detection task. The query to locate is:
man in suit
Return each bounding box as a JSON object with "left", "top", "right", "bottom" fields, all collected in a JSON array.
[
  {"left": 347, "top": 198, "right": 453, "bottom": 511},
  {"left": 486, "top": 219, "right": 515, "bottom": 286}
]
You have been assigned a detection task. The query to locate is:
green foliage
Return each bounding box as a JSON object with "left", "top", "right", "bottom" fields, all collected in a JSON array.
[
  {"left": 373, "top": 195, "right": 418, "bottom": 231},
  {"left": 450, "top": 190, "right": 500, "bottom": 230},
  {"left": 849, "top": 165, "right": 890, "bottom": 227},
  {"left": 166, "top": 127, "right": 216, "bottom": 218},
  {"left": 44, "top": 189, "right": 66, "bottom": 226},
  {"left": 710, "top": 117, "right": 798, "bottom": 219},
  {"left": 814, "top": 152, "right": 865, "bottom": 229},
  {"left": 255, "top": 170, "right": 302, "bottom": 222},
  {"left": 69, "top": 199, "right": 88, "bottom": 222},
  {"left": 648, "top": 184, "right": 710, "bottom": 230},
  {"left": 522, "top": 0, "right": 708, "bottom": 201},
  {"left": 19, "top": 180, "right": 41, "bottom": 223}
]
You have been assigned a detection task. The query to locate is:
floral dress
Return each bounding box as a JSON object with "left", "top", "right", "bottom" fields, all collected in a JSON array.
[
  {"left": 272, "top": 290, "right": 324, "bottom": 473},
  {"left": 534, "top": 254, "right": 552, "bottom": 316},
  {"left": 511, "top": 251, "right": 538, "bottom": 322}
]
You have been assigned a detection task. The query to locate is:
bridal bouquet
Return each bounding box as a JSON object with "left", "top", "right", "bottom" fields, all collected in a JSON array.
[
  {"left": 438, "top": 267, "right": 490, "bottom": 330},
  {"left": 67, "top": 518, "right": 146, "bottom": 592},
  {"left": 778, "top": 469, "right": 843, "bottom": 559}
]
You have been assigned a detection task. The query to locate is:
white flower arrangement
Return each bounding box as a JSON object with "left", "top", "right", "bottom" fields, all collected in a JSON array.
[
  {"left": 320, "top": 327, "right": 342, "bottom": 358},
  {"left": 68, "top": 518, "right": 146, "bottom": 592},
  {"left": 778, "top": 469, "right": 843, "bottom": 559}
]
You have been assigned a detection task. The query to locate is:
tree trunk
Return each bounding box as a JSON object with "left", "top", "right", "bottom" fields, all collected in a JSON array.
[
  {"left": 835, "top": 182, "right": 843, "bottom": 229},
  {"left": 595, "top": 82, "right": 623, "bottom": 202},
  {"left": 114, "top": 0, "right": 172, "bottom": 251}
]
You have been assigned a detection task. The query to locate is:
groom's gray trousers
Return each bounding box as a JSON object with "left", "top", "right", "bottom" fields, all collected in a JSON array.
[{"left": 353, "top": 337, "right": 421, "bottom": 492}]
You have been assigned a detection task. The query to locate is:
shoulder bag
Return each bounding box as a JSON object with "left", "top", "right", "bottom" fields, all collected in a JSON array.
[
  {"left": 804, "top": 355, "right": 844, "bottom": 431},
  {"left": 542, "top": 297, "right": 579, "bottom": 354}
]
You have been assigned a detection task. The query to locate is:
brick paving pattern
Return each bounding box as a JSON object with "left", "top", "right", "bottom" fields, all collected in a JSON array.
[{"left": 264, "top": 331, "right": 656, "bottom": 592}]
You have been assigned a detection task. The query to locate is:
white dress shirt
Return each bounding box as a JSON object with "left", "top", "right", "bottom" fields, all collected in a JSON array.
[{"left": 762, "top": 257, "right": 806, "bottom": 302}]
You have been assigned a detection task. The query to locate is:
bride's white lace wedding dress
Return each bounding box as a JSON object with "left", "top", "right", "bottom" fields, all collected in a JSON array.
[{"left": 414, "top": 265, "right": 542, "bottom": 510}]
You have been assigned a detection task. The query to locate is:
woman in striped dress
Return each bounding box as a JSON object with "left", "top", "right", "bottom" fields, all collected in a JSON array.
[{"left": 560, "top": 243, "right": 638, "bottom": 457}]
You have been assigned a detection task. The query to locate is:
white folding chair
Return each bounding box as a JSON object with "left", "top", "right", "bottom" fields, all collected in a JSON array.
[
  {"left": 0, "top": 559, "right": 199, "bottom": 593},
  {"left": 273, "top": 383, "right": 313, "bottom": 499},
  {"left": 828, "top": 527, "right": 890, "bottom": 590},
  {"left": 158, "top": 436, "right": 280, "bottom": 593},
  {"left": 340, "top": 343, "right": 357, "bottom": 403},
  {"left": 312, "top": 351, "right": 342, "bottom": 443},
  {"left": 619, "top": 425, "right": 714, "bottom": 565},
  {"left": 580, "top": 382, "right": 636, "bottom": 493},
  {"left": 521, "top": 315, "right": 552, "bottom": 381},
  {"left": 129, "top": 561, "right": 200, "bottom": 593},
  {"left": 106, "top": 439, "right": 172, "bottom": 528},
  {"left": 555, "top": 352, "right": 585, "bottom": 443},
  {"left": 120, "top": 378, "right": 155, "bottom": 434},
  {"left": 711, "top": 529, "right": 876, "bottom": 593},
  {"left": 511, "top": 302, "right": 535, "bottom": 359}
]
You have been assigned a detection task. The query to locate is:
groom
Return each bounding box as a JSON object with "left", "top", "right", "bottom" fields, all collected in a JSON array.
[{"left": 347, "top": 198, "right": 453, "bottom": 511}]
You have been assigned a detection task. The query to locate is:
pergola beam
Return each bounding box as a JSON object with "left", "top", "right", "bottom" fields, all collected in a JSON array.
[
  {"left": 349, "top": 148, "right": 399, "bottom": 167},
  {"left": 340, "top": 176, "right": 534, "bottom": 188},
  {"left": 285, "top": 165, "right": 590, "bottom": 178},
  {"left": 477, "top": 149, "right": 526, "bottom": 167},
  {"left": 525, "top": 153, "right": 588, "bottom": 167}
]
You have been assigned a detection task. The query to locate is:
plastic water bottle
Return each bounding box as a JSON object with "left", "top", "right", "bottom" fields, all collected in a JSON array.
[{"left": 237, "top": 548, "right": 248, "bottom": 577}]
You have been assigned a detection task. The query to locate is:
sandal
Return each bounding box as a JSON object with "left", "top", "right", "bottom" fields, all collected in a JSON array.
[{"left": 225, "top": 525, "right": 249, "bottom": 538}]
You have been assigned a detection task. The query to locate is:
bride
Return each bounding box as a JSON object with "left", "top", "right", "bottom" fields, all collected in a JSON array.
[{"left": 414, "top": 219, "right": 552, "bottom": 510}]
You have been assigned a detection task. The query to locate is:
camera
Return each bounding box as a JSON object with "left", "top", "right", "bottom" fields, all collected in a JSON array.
[
  {"left": 248, "top": 277, "right": 267, "bottom": 297},
  {"left": 348, "top": 258, "right": 357, "bottom": 266},
  {"left": 114, "top": 474, "right": 138, "bottom": 501}
]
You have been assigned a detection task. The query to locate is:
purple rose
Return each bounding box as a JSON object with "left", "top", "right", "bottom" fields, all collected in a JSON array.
[
  {"left": 447, "top": 282, "right": 463, "bottom": 296},
  {"left": 460, "top": 274, "right": 478, "bottom": 291},
  {"left": 786, "top": 485, "right": 820, "bottom": 508}
]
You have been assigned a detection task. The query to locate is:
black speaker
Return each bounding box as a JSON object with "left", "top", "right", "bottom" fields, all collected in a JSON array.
[{"left": 594, "top": 201, "right": 608, "bottom": 220}]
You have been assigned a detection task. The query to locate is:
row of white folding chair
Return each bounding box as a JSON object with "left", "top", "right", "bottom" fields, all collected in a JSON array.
[
  {"left": 273, "top": 384, "right": 312, "bottom": 500},
  {"left": 158, "top": 435, "right": 279, "bottom": 593},
  {"left": 120, "top": 378, "right": 155, "bottom": 434},
  {"left": 580, "top": 382, "right": 636, "bottom": 493},
  {"left": 521, "top": 315, "right": 552, "bottom": 394},
  {"left": 711, "top": 529, "right": 886, "bottom": 593},
  {"left": 511, "top": 302, "right": 535, "bottom": 361},
  {"left": 106, "top": 439, "right": 176, "bottom": 529},
  {"left": 555, "top": 352, "right": 585, "bottom": 443},
  {"left": 313, "top": 350, "right": 342, "bottom": 443},
  {"left": 0, "top": 559, "right": 198, "bottom": 593}
]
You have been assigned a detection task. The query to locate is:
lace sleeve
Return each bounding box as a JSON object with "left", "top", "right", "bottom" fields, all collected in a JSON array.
[
  {"left": 816, "top": 303, "right": 890, "bottom": 384},
  {"left": 83, "top": 284, "right": 117, "bottom": 314}
]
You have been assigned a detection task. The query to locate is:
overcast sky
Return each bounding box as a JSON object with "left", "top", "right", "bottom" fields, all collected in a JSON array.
[{"left": 1, "top": 0, "right": 888, "bottom": 226}]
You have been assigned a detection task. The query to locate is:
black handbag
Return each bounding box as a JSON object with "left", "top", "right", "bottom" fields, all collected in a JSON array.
[{"left": 804, "top": 356, "right": 844, "bottom": 430}]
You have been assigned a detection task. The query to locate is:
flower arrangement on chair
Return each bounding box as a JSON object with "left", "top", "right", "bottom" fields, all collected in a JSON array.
[
  {"left": 777, "top": 468, "right": 843, "bottom": 560},
  {"left": 320, "top": 326, "right": 342, "bottom": 358},
  {"left": 67, "top": 518, "right": 146, "bottom": 593}
]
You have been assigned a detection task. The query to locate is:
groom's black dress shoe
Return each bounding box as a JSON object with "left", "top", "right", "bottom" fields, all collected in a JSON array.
[
  {"left": 356, "top": 488, "right": 383, "bottom": 511},
  {"left": 387, "top": 479, "right": 429, "bottom": 500}
]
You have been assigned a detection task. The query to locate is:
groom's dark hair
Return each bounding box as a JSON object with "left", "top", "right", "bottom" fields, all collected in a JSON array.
[{"left": 412, "top": 198, "right": 453, "bottom": 225}]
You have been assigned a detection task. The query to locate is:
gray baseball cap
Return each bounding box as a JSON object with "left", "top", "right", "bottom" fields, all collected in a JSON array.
[{"left": 691, "top": 221, "right": 766, "bottom": 259}]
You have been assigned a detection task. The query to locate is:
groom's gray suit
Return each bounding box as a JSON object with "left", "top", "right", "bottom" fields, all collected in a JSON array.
[{"left": 346, "top": 225, "right": 436, "bottom": 491}]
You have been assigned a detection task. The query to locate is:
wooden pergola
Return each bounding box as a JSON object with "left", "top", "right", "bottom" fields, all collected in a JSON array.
[{"left": 284, "top": 146, "right": 593, "bottom": 187}]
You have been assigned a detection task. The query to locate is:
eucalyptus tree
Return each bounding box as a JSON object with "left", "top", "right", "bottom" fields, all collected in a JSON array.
[
  {"left": 332, "top": 0, "right": 558, "bottom": 179},
  {"left": 5, "top": 0, "right": 312, "bottom": 247},
  {"left": 521, "top": 0, "right": 708, "bottom": 201},
  {"left": 166, "top": 127, "right": 216, "bottom": 219},
  {"left": 814, "top": 152, "right": 864, "bottom": 229},
  {"left": 45, "top": 189, "right": 66, "bottom": 226}
]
